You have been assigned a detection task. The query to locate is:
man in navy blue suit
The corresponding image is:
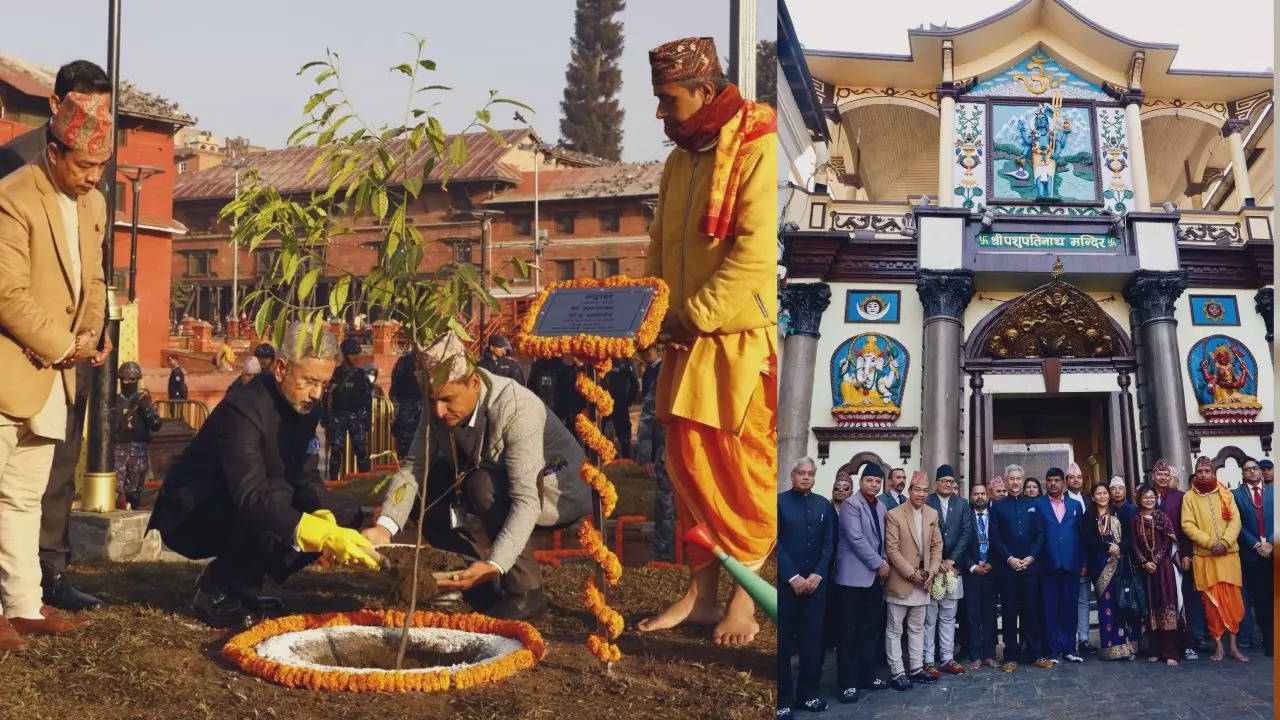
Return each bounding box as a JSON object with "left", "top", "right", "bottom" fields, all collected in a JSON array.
[
  {"left": 1036, "top": 468, "right": 1086, "bottom": 664},
  {"left": 989, "top": 464, "right": 1045, "bottom": 671},
  {"left": 777, "top": 457, "right": 836, "bottom": 716},
  {"left": 1232, "top": 458, "right": 1273, "bottom": 657}
]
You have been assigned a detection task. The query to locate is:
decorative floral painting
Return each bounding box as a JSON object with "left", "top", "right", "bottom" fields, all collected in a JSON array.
[
  {"left": 1187, "top": 335, "right": 1262, "bottom": 422},
  {"left": 953, "top": 103, "right": 986, "bottom": 209},
  {"left": 830, "top": 333, "right": 909, "bottom": 426}
]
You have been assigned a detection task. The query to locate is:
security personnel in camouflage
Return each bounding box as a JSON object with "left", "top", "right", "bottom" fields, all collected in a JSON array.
[
  {"left": 635, "top": 346, "right": 674, "bottom": 562},
  {"left": 325, "top": 338, "right": 372, "bottom": 479},
  {"left": 113, "top": 362, "right": 163, "bottom": 509},
  {"left": 389, "top": 351, "right": 421, "bottom": 458}
]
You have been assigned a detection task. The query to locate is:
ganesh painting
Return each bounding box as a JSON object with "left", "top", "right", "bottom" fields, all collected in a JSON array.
[
  {"left": 830, "top": 333, "right": 909, "bottom": 426},
  {"left": 1187, "top": 335, "right": 1263, "bottom": 423}
]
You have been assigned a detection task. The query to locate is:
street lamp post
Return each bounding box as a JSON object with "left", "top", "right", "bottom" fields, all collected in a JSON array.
[
  {"left": 225, "top": 138, "right": 252, "bottom": 320},
  {"left": 467, "top": 209, "right": 504, "bottom": 339},
  {"left": 116, "top": 164, "right": 163, "bottom": 302}
]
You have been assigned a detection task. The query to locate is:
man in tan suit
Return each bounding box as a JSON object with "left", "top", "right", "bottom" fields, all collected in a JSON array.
[
  {"left": 0, "top": 91, "right": 112, "bottom": 650},
  {"left": 883, "top": 470, "right": 943, "bottom": 690}
]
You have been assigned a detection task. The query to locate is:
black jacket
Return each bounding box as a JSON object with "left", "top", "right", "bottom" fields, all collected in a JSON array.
[
  {"left": 777, "top": 488, "right": 835, "bottom": 584},
  {"left": 112, "top": 391, "right": 163, "bottom": 444},
  {"left": 168, "top": 365, "right": 189, "bottom": 400},
  {"left": 604, "top": 360, "right": 640, "bottom": 412},
  {"left": 149, "top": 375, "right": 361, "bottom": 546},
  {"left": 479, "top": 349, "right": 526, "bottom": 385},
  {"left": 389, "top": 353, "right": 421, "bottom": 401}
]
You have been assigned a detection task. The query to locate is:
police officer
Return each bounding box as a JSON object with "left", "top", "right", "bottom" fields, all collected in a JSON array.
[
  {"left": 325, "top": 337, "right": 373, "bottom": 479},
  {"left": 113, "top": 362, "right": 163, "bottom": 510},
  {"left": 365, "top": 363, "right": 385, "bottom": 399},
  {"left": 253, "top": 343, "right": 276, "bottom": 377},
  {"left": 479, "top": 334, "right": 525, "bottom": 384},
  {"left": 389, "top": 351, "right": 421, "bottom": 459}
]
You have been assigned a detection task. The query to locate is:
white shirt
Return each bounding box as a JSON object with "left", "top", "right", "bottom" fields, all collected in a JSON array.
[{"left": 27, "top": 192, "right": 82, "bottom": 441}]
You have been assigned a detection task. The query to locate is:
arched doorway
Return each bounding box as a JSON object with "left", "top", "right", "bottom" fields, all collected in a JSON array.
[{"left": 964, "top": 276, "right": 1141, "bottom": 495}]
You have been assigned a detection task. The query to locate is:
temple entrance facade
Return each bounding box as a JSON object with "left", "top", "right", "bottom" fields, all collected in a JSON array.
[{"left": 777, "top": 0, "right": 1274, "bottom": 496}]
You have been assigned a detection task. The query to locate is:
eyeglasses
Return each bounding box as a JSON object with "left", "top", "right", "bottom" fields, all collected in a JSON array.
[{"left": 285, "top": 373, "right": 328, "bottom": 392}]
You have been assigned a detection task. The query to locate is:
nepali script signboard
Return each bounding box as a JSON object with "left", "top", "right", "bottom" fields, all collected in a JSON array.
[
  {"left": 532, "top": 285, "right": 658, "bottom": 338},
  {"left": 976, "top": 232, "right": 1120, "bottom": 253}
]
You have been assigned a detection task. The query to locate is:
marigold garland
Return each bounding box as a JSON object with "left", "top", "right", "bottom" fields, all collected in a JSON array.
[
  {"left": 583, "top": 578, "right": 625, "bottom": 640},
  {"left": 221, "top": 610, "right": 545, "bottom": 692},
  {"left": 578, "top": 520, "right": 623, "bottom": 586},
  {"left": 579, "top": 461, "right": 618, "bottom": 517},
  {"left": 575, "top": 372, "right": 614, "bottom": 417},
  {"left": 574, "top": 413, "right": 618, "bottom": 465}
]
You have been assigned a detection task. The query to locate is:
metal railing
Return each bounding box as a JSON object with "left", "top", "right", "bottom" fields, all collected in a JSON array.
[
  {"left": 156, "top": 399, "right": 210, "bottom": 431},
  {"left": 335, "top": 394, "right": 398, "bottom": 480}
]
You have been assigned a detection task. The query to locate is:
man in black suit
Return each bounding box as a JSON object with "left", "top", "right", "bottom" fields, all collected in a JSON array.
[
  {"left": 777, "top": 457, "right": 835, "bottom": 718},
  {"left": 989, "top": 464, "right": 1044, "bottom": 671},
  {"left": 923, "top": 464, "right": 973, "bottom": 675},
  {"left": 149, "top": 323, "right": 379, "bottom": 628},
  {"left": 879, "top": 467, "right": 907, "bottom": 509},
  {"left": 0, "top": 59, "right": 114, "bottom": 612},
  {"left": 963, "top": 482, "right": 999, "bottom": 669}
]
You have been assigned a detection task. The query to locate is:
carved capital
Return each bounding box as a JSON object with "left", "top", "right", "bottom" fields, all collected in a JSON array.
[
  {"left": 1122, "top": 270, "right": 1188, "bottom": 325},
  {"left": 1255, "top": 287, "right": 1273, "bottom": 342},
  {"left": 936, "top": 77, "right": 977, "bottom": 101},
  {"left": 781, "top": 282, "right": 832, "bottom": 338},
  {"left": 1221, "top": 118, "right": 1249, "bottom": 137},
  {"left": 916, "top": 269, "right": 975, "bottom": 320},
  {"left": 1103, "top": 82, "right": 1144, "bottom": 106}
]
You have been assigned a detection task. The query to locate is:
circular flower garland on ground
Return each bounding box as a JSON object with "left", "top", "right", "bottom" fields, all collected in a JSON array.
[
  {"left": 513, "top": 275, "right": 668, "bottom": 665},
  {"left": 222, "top": 609, "right": 545, "bottom": 692}
]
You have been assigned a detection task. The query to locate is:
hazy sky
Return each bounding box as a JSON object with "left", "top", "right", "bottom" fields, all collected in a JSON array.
[
  {"left": 787, "top": 0, "right": 1272, "bottom": 73},
  {"left": 2, "top": 1, "right": 774, "bottom": 163}
]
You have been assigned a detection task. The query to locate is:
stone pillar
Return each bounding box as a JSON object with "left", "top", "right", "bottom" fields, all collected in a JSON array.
[
  {"left": 1123, "top": 98, "right": 1152, "bottom": 212},
  {"left": 1223, "top": 118, "right": 1254, "bottom": 207},
  {"left": 1123, "top": 270, "right": 1191, "bottom": 485},
  {"left": 937, "top": 96, "right": 956, "bottom": 207},
  {"left": 1117, "top": 370, "right": 1140, "bottom": 487},
  {"left": 778, "top": 283, "right": 832, "bottom": 491},
  {"left": 1255, "top": 287, "right": 1273, "bottom": 345},
  {"left": 916, "top": 269, "right": 974, "bottom": 482}
]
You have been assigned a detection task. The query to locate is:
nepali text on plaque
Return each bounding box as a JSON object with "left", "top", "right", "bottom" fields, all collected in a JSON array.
[{"left": 532, "top": 286, "right": 658, "bottom": 338}]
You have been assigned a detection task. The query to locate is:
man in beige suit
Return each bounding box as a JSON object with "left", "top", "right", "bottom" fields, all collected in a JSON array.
[
  {"left": 0, "top": 92, "right": 112, "bottom": 650},
  {"left": 883, "top": 470, "right": 943, "bottom": 690}
]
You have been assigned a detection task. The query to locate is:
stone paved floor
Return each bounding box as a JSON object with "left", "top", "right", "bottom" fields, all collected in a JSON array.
[{"left": 790, "top": 643, "right": 1273, "bottom": 719}]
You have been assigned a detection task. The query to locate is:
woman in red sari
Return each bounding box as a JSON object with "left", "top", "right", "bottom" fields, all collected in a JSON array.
[{"left": 1130, "top": 485, "right": 1187, "bottom": 666}]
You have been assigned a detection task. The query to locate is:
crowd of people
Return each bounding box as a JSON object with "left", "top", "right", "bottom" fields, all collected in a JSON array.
[{"left": 777, "top": 455, "right": 1275, "bottom": 717}]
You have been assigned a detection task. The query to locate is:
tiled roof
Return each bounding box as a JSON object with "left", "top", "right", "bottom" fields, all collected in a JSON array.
[
  {"left": 174, "top": 129, "right": 529, "bottom": 200},
  {"left": 484, "top": 162, "right": 662, "bottom": 204},
  {"left": 0, "top": 52, "right": 195, "bottom": 126},
  {"left": 543, "top": 145, "right": 612, "bottom": 167}
]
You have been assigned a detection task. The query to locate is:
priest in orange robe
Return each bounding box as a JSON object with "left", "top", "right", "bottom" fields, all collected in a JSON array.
[{"left": 635, "top": 36, "right": 777, "bottom": 646}]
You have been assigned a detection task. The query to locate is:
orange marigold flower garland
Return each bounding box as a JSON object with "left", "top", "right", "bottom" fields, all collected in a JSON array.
[
  {"left": 575, "top": 372, "right": 614, "bottom": 417},
  {"left": 579, "top": 461, "right": 618, "bottom": 517},
  {"left": 578, "top": 519, "right": 624, "bottom": 586},
  {"left": 575, "top": 413, "right": 618, "bottom": 465},
  {"left": 220, "top": 610, "right": 545, "bottom": 692}
]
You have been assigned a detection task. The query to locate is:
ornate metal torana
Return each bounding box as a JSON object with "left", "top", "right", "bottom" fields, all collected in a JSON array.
[{"left": 978, "top": 279, "right": 1118, "bottom": 359}]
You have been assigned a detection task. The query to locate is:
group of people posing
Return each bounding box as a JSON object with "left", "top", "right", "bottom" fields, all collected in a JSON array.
[{"left": 777, "top": 455, "right": 1275, "bottom": 717}]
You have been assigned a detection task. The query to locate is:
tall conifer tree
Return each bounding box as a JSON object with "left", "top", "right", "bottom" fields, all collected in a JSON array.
[{"left": 559, "top": 0, "right": 626, "bottom": 161}]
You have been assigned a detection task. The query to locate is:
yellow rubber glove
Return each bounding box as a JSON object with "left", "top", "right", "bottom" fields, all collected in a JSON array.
[
  {"left": 295, "top": 512, "right": 381, "bottom": 570},
  {"left": 312, "top": 509, "right": 337, "bottom": 524}
]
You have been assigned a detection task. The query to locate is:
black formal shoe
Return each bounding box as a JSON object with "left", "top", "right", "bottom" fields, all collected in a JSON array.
[
  {"left": 486, "top": 588, "right": 548, "bottom": 620},
  {"left": 908, "top": 669, "right": 936, "bottom": 683},
  {"left": 867, "top": 677, "right": 889, "bottom": 690},
  {"left": 234, "top": 594, "right": 285, "bottom": 612},
  {"left": 890, "top": 674, "right": 913, "bottom": 691},
  {"left": 838, "top": 687, "right": 859, "bottom": 704},
  {"left": 798, "top": 698, "right": 828, "bottom": 712},
  {"left": 1078, "top": 640, "right": 1097, "bottom": 654},
  {"left": 43, "top": 575, "right": 103, "bottom": 612},
  {"left": 192, "top": 586, "right": 262, "bottom": 630}
]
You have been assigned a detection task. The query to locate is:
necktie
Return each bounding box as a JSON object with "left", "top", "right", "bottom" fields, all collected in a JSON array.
[
  {"left": 1253, "top": 486, "right": 1265, "bottom": 538},
  {"left": 977, "top": 512, "right": 988, "bottom": 562}
]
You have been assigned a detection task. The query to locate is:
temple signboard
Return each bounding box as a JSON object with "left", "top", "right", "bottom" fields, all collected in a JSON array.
[{"left": 975, "top": 232, "right": 1120, "bottom": 253}]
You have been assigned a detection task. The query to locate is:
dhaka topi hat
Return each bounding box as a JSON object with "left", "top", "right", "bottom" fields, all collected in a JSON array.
[
  {"left": 1108, "top": 475, "right": 1126, "bottom": 488},
  {"left": 51, "top": 91, "right": 112, "bottom": 159},
  {"left": 649, "top": 36, "right": 722, "bottom": 85},
  {"left": 420, "top": 332, "right": 470, "bottom": 386},
  {"left": 1195, "top": 456, "right": 1214, "bottom": 472},
  {"left": 1152, "top": 458, "right": 1170, "bottom": 473},
  {"left": 1066, "top": 462, "right": 1082, "bottom": 476},
  {"left": 988, "top": 476, "right": 1005, "bottom": 490}
]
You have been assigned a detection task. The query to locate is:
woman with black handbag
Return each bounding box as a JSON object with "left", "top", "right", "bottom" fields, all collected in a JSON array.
[{"left": 1082, "top": 483, "right": 1136, "bottom": 660}]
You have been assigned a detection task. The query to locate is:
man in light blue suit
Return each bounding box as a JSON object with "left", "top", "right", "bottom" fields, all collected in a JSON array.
[
  {"left": 1035, "top": 467, "right": 1086, "bottom": 664},
  {"left": 1232, "top": 458, "right": 1273, "bottom": 657}
]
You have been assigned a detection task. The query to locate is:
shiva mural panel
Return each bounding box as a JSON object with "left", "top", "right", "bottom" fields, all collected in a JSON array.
[
  {"left": 990, "top": 102, "right": 1098, "bottom": 204},
  {"left": 845, "top": 290, "right": 900, "bottom": 323},
  {"left": 1186, "top": 335, "right": 1262, "bottom": 423},
  {"left": 1095, "top": 107, "right": 1135, "bottom": 214},
  {"left": 968, "top": 49, "right": 1111, "bottom": 101},
  {"left": 953, "top": 103, "right": 986, "bottom": 209},
  {"left": 1189, "top": 295, "right": 1241, "bottom": 326},
  {"left": 830, "top": 333, "right": 909, "bottom": 426}
]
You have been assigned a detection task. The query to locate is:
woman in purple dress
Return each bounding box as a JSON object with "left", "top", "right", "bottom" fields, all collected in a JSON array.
[
  {"left": 1082, "top": 483, "right": 1135, "bottom": 660},
  {"left": 1130, "top": 485, "right": 1187, "bottom": 666}
]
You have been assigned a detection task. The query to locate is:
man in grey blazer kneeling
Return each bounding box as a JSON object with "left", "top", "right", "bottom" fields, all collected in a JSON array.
[{"left": 362, "top": 333, "right": 592, "bottom": 619}]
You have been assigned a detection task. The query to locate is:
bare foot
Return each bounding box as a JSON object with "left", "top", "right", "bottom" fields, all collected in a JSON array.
[
  {"left": 982, "top": 659, "right": 999, "bottom": 669},
  {"left": 966, "top": 660, "right": 980, "bottom": 671},
  {"left": 712, "top": 585, "right": 759, "bottom": 646},
  {"left": 1147, "top": 656, "right": 1157, "bottom": 662},
  {"left": 1166, "top": 659, "right": 1178, "bottom": 666},
  {"left": 1210, "top": 644, "right": 1225, "bottom": 662},
  {"left": 1228, "top": 648, "right": 1250, "bottom": 662},
  {"left": 637, "top": 570, "right": 721, "bottom": 633}
]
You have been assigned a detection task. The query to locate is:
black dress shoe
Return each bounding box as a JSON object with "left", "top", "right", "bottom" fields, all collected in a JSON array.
[
  {"left": 908, "top": 669, "right": 936, "bottom": 683},
  {"left": 867, "top": 677, "right": 889, "bottom": 690},
  {"left": 798, "top": 698, "right": 828, "bottom": 712},
  {"left": 1078, "top": 640, "right": 1097, "bottom": 654},
  {"left": 234, "top": 594, "right": 285, "bottom": 611},
  {"left": 43, "top": 575, "right": 103, "bottom": 612},
  {"left": 838, "top": 687, "right": 858, "bottom": 704},
  {"left": 486, "top": 588, "right": 548, "bottom": 620},
  {"left": 776, "top": 708, "right": 793, "bottom": 719},
  {"left": 890, "top": 674, "right": 913, "bottom": 691},
  {"left": 192, "top": 586, "right": 262, "bottom": 630}
]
